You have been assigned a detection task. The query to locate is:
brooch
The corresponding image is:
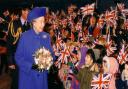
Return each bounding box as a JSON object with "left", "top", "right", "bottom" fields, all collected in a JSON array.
[{"left": 42, "top": 35, "right": 47, "bottom": 39}]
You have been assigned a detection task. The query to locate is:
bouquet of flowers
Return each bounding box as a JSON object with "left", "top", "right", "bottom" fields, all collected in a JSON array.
[{"left": 32, "top": 47, "right": 53, "bottom": 72}]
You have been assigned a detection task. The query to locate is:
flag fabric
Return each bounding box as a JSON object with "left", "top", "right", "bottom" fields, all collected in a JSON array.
[
  {"left": 105, "top": 10, "right": 117, "bottom": 27},
  {"left": 81, "top": 3, "right": 95, "bottom": 17},
  {"left": 105, "top": 10, "right": 117, "bottom": 23},
  {"left": 106, "top": 33, "right": 116, "bottom": 56},
  {"left": 117, "top": 44, "right": 128, "bottom": 65},
  {"left": 55, "top": 46, "right": 71, "bottom": 68},
  {"left": 56, "top": 35, "right": 63, "bottom": 50},
  {"left": 91, "top": 73, "right": 112, "bottom": 89},
  {"left": 122, "top": 9, "right": 128, "bottom": 16},
  {"left": 117, "top": 3, "right": 128, "bottom": 17},
  {"left": 117, "top": 3, "right": 125, "bottom": 11},
  {"left": 106, "top": 40, "right": 117, "bottom": 56}
]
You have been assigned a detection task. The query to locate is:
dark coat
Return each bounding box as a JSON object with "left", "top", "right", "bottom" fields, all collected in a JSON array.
[{"left": 7, "top": 18, "right": 30, "bottom": 65}]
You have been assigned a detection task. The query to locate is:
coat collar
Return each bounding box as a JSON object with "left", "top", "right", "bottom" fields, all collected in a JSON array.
[{"left": 31, "top": 29, "right": 48, "bottom": 39}]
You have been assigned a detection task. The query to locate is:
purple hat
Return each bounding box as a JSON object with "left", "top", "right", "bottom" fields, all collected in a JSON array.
[{"left": 27, "top": 7, "right": 46, "bottom": 22}]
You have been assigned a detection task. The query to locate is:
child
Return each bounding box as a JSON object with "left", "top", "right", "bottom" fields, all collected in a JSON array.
[
  {"left": 76, "top": 49, "right": 99, "bottom": 89},
  {"left": 103, "top": 56, "right": 119, "bottom": 89}
]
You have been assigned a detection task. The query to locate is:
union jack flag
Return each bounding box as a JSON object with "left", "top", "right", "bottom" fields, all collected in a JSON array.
[
  {"left": 56, "top": 35, "right": 63, "bottom": 51},
  {"left": 117, "top": 3, "right": 128, "bottom": 17},
  {"left": 117, "top": 3, "right": 125, "bottom": 11},
  {"left": 91, "top": 73, "right": 112, "bottom": 89},
  {"left": 122, "top": 9, "right": 128, "bottom": 16},
  {"left": 106, "top": 40, "right": 117, "bottom": 56},
  {"left": 105, "top": 10, "right": 117, "bottom": 22},
  {"left": 81, "top": 3, "right": 95, "bottom": 17},
  {"left": 117, "top": 44, "right": 128, "bottom": 65},
  {"left": 55, "top": 46, "right": 71, "bottom": 68},
  {"left": 106, "top": 33, "right": 116, "bottom": 56}
]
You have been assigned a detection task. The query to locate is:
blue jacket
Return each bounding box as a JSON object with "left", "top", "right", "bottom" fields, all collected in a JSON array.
[{"left": 15, "top": 29, "right": 55, "bottom": 89}]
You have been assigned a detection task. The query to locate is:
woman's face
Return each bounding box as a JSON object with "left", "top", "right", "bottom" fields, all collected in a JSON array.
[
  {"left": 33, "top": 16, "right": 45, "bottom": 33},
  {"left": 85, "top": 54, "right": 93, "bottom": 66}
]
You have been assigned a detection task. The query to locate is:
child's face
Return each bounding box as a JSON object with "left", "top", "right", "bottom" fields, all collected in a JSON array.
[
  {"left": 85, "top": 54, "right": 93, "bottom": 66},
  {"left": 102, "top": 59, "right": 109, "bottom": 73},
  {"left": 102, "top": 56, "right": 110, "bottom": 73}
]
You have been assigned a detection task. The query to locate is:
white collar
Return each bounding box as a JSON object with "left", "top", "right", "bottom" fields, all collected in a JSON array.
[{"left": 20, "top": 17, "right": 27, "bottom": 25}]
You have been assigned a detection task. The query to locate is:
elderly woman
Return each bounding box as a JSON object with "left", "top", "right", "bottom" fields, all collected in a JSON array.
[{"left": 15, "top": 7, "right": 55, "bottom": 89}]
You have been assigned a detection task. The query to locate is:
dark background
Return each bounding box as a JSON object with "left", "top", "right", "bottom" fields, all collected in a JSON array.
[{"left": 0, "top": 0, "right": 128, "bottom": 13}]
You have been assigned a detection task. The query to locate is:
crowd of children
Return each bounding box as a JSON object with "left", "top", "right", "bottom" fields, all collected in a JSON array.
[{"left": 0, "top": 2, "right": 128, "bottom": 89}]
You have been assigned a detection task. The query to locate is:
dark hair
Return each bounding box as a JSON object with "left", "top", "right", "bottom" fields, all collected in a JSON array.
[
  {"left": 86, "top": 49, "right": 96, "bottom": 63},
  {"left": 19, "top": 7, "right": 30, "bottom": 17},
  {"left": 94, "top": 44, "right": 107, "bottom": 64},
  {"left": 85, "top": 41, "right": 93, "bottom": 48}
]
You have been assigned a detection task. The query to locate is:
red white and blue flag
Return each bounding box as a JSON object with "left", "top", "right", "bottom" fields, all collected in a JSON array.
[
  {"left": 81, "top": 3, "right": 95, "bottom": 17},
  {"left": 91, "top": 73, "right": 112, "bottom": 89},
  {"left": 55, "top": 46, "right": 71, "bottom": 68},
  {"left": 117, "top": 44, "right": 128, "bottom": 65}
]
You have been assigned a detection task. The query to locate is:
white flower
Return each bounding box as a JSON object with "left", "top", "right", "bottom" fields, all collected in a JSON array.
[
  {"left": 38, "top": 48, "right": 43, "bottom": 53},
  {"left": 33, "top": 47, "right": 53, "bottom": 71},
  {"left": 34, "top": 58, "right": 39, "bottom": 64}
]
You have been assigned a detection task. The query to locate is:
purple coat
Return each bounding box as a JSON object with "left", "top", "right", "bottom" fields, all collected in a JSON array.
[
  {"left": 78, "top": 46, "right": 88, "bottom": 68},
  {"left": 15, "top": 29, "right": 55, "bottom": 89}
]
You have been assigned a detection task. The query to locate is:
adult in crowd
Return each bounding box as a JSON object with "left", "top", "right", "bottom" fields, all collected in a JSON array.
[{"left": 7, "top": 5, "right": 30, "bottom": 89}]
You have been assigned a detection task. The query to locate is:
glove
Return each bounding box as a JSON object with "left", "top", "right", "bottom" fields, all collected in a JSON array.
[
  {"left": 32, "top": 64, "right": 39, "bottom": 70},
  {"left": 32, "top": 64, "right": 45, "bottom": 72}
]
